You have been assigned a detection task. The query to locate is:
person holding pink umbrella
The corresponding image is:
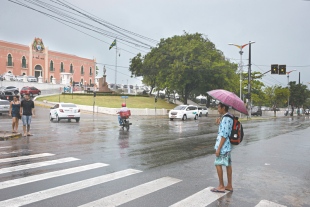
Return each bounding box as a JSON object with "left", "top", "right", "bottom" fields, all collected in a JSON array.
[{"left": 210, "top": 102, "right": 234, "bottom": 193}]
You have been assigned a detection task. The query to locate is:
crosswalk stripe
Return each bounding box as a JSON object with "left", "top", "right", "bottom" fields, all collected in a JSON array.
[
  {"left": 0, "top": 146, "right": 11, "bottom": 149},
  {"left": 0, "top": 163, "right": 108, "bottom": 190},
  {"left": 255, "top": 200, "right": 287, "bottom": 207},
  {"left": 0, "top": 150, "right": 33, "bottom": 155},
  {"left": 78, "top": 177, "right": 181, "bottom": 207},
  {"left": 0, "top": 168, "right": 142, "bottom": 207},
  {"left": 0, "top": 157, "right": 79, "bottom": 175},
  {"left": 0, "top": 153, "right": 54, "bottom": 163},
  {"left": 169, "top": 187, "right": 228, "bottom": 207}
]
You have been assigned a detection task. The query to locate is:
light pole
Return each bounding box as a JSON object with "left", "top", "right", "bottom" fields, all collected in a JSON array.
[
  {"left": 287, "top": 70, "right": 297, "bottom": 110},
  {"left": 248, "top": 41, "right": 255, "bottom": 119},
  {"left": 228, "top": 43, "right": 249, "bottom": 101}
]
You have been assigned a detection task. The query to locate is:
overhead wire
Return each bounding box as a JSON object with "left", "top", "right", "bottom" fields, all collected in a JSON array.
[
  {"left": 9, "top": 0, "right": 153, "bottom": 53},
  {"left": 17, "top": 0, "right": 152, "bottom": 49},
  {"left": 54, "top": 0, "right": 159, "bottom": 44}
]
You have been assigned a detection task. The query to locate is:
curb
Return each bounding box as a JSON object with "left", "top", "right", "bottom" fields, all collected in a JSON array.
[{"left": 0, "top": 131, "right": 22, "bottom": 141}]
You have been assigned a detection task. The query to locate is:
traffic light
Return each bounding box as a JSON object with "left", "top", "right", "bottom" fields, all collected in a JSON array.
[
  {"left": 279, "top": 65, "right": 286, "bottom": 75},
  {"left": 271, "top": 64, "right": 279, "bottom": 74}
]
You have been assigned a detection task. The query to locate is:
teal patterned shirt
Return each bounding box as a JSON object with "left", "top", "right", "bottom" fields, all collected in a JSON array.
[{"left": 214, "top": 113, "right": 233, "bottom": 154}]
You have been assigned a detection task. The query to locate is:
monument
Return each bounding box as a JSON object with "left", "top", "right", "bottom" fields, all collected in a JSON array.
[{"left": 98, "top": 66, "right": 112, "bottom": 93}]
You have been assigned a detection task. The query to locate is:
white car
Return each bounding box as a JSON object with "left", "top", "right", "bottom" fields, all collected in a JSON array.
[
  {"left": 169, "top": 105, "right": 199, "bottom": 121},
  {"left": 0, "top": 100, "right": 10, "bottom": 115},
  {"left": 27, "top": 76, "right": 37, "bottom": 82},
  {"left": 198, "top": 106, "right": 209, "bottom": 117},
  {"left": 16, "top": 76, "right": 24, "bottom": 82},
  {"left": 49, "top": 103, "right": 80, "bottom": 122}
]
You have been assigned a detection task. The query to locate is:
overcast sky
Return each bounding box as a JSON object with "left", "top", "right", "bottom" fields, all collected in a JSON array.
[{"left": 0, "top": 0, "right": 309, "bottom": 88}]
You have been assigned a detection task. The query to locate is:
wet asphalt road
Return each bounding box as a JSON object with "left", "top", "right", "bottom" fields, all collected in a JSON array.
[{"left": 0, "top": 107, "right": 309, "bottom": 207}]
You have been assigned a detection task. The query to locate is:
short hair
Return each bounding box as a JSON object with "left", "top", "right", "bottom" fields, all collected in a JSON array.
[{"left": 219, "top": 102, "right": 229, "bottom": 112}]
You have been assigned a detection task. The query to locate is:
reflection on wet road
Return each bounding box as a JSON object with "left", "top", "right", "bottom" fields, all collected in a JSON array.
[{"left": 1, "top": 107, "right": 309, "bottom": 170}]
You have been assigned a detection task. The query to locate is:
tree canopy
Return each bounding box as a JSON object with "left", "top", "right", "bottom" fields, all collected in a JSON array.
[{"left": 129, "top": 32, "right": 239, "bottom": 103}]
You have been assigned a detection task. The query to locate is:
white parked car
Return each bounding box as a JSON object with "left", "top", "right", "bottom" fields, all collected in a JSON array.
[
  {"left": 0, "top": 100, "right": 10, "bottom": 115},
  {"left": 198, "top": 106, "right": 209, "bottom": 117},
  {"left": 169, "top": 105, "right": 199, "bottom": 121},
  {"left": 16, "top": 76, "right": 24, "bottom": 82},
  {"left": 27, "top": 76, "right": 37, "bottom": 82},
  {"left": 49, "top": 103, "right": 80, "bottom": 122}
]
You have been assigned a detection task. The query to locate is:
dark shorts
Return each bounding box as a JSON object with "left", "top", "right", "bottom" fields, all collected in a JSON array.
[{"left": 214, "top": 151, "right": 232, "bottom": 166}]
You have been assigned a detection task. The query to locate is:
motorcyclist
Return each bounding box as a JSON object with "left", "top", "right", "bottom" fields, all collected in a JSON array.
[{"left": 117, "top": 103, "right": 129, "bottom": 125}]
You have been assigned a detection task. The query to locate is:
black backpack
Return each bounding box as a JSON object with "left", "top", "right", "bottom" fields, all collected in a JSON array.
[{"left": 223, "top": 114, "right": 244, "bottom": 145}]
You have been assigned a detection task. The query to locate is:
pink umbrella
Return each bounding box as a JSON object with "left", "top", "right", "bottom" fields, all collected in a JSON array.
[{"left": 207, "top": 89, "right": 248, "bottom": 115}]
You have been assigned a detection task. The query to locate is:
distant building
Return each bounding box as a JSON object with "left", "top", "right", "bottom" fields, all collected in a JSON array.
[{"left": 0, "top": 38, "right": 96, "bottom": 85}]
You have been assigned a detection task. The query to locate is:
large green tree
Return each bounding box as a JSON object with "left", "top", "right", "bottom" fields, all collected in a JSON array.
[
  {"left": 129, "top": 32, "right": 239, "bottom": 104},
  {"left": 263, "top": 85, "right": 289, "bottom": 108},
  {"left": 289, "top": 82, "right": 310, "bottom": 108}
]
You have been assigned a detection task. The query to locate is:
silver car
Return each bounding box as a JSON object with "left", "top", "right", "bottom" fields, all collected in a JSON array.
[
  {"left": 0, "top": 86, "right": 19, "bottom": 94},
  {"left": 0, "top": 100, "right": 10, "bottom": 115}
]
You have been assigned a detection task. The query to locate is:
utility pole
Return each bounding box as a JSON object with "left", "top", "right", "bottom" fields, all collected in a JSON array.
[
  {"left": 248, "top": 41, "right": 255, "bottom": 119},
  {"left": 114, "top": 40, "right": 118, "bottom": 90}
]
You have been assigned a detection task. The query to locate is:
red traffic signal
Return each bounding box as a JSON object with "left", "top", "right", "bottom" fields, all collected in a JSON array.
[{"left": 271, "top": 64, "right": 279, "bottom": 74}]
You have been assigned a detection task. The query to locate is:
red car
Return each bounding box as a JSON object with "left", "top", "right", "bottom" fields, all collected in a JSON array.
[{"left": 20, "top": 86, "right": 41, "bottom": 97}]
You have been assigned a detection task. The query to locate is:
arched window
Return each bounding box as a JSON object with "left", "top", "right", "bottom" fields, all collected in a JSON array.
[
  {"left": 70, "top": 64, "right": 73, "bottom": 73},
  {"left": 50, "top": 60, "right": 54, "bottom": 71},
  {"left": 7, "top": 54, "right": 13, "bottom": 66},
  {"left": 90, "top": 67, "right": 92, "bottom": 75},
  {"left": 60, "top": 62, "right": 64, "bottom": 72},
  {"left": 22, "top": 56, "right": 27, "bottom": 68},
  {"left": 81, "top": 66, "right": 84, "bottom": 75}
]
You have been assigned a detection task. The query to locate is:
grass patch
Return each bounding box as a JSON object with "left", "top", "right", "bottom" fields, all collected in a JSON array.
[{"left": 36, "top": 94, "right": 177, "bottom": 109}]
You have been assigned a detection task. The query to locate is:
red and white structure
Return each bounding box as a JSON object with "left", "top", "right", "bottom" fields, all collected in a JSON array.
[{"left": 0, "top": 38, "right": 96, "bottom": 85}]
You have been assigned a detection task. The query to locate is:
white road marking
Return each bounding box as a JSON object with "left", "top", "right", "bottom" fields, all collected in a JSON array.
[
  {"left": 0, "top": 146, "right": 11, "bottom": 149},
  {"left": 255, "top": 200, "right": 287, "bottom": 207},
  {"left": 79, "top": 176, "right": 181, "bottom": 207},
  {"left": 0, "top": 157, "right": 79, "bottom": 175},
  {"left": 0, "top": 168, "right": 142, "bottom": 207},
  {"left": 0, "top": 163, "right": 108, "bottom": 190},
  {"left": 170, "top": 187, "right": 228, "bottom": 207},
  {"left": 0, "top": 153, "right": 54, "bottom": 163}
]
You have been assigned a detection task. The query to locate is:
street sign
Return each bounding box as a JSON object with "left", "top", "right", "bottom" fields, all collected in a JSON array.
[{"left": 121, "top": 96, "right": 128, "bottom": 99}]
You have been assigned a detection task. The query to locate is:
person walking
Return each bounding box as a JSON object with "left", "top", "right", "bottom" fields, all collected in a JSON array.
[
  {"left": 211, "top": 102, "right": 234, "bottom": 193},
  {"left": 20, "top": 94, "right": 35, "bottom": 137},
  {"left": 9, "top": 95, "right": 21, "bottom": 133}
]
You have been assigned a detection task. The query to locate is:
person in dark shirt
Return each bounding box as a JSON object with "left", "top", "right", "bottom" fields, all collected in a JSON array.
[{"left": 20, "top": 94, "right": 35, "bottom": 137}]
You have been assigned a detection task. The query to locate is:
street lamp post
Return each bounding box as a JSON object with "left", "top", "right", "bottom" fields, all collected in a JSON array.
[
  {"left": 248, "top": 41, "right": 255, "bottom": 119},
  {"left": 228, "top": 43, "right": 249, "bottom": 102},
  {"left": 287, "top": 70, "right": 297, "bottom": 110}
]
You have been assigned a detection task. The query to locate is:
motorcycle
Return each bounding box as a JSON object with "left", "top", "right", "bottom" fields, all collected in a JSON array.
[{"left": 119, "top": 110, "right": 132, "bottom": 131}]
